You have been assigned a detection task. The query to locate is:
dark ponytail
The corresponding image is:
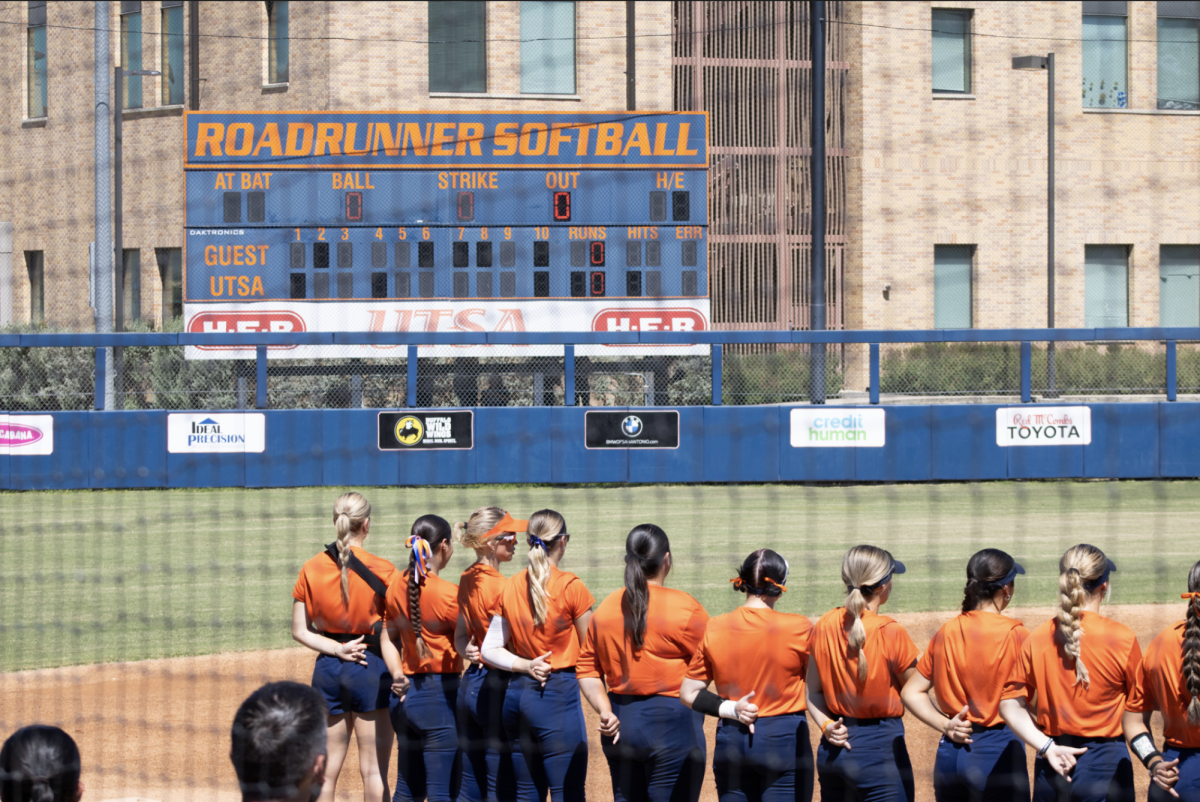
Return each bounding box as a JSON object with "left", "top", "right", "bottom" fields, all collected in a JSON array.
[
  {"left": 1184, "top": 560, "right": 1200, "bottom": 725},
  {"left": 407, "top": 514, "right": 452, "bottom": 660},
  {"left": 731, "top": 549, "right": 789, "bottom": 598},
  {"left": 622, "top": 524, "right": 670, "bottom": 650},
  {"left": 0, "top": 725, "right": 81, "bottom": 802},
  {"left": 962, "top": 548, "right": 1017, "bottom": 614}
]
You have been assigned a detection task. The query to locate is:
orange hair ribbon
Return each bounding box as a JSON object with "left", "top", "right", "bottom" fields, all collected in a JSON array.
[{"left": 763, "top": 577, "right": 788, "bottom": 593}]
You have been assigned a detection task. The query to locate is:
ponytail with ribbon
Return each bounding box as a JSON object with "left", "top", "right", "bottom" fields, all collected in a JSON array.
[
  {"left": 406, "top": 515, "right": 452, "bottom": 661},
  {"left": 407, "top": 535, "right": 433, "bottom": 583}
]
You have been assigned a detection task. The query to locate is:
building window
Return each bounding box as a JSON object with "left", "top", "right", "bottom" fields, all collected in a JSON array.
[
  {"left": 25, "top": 251, "right": 43, "bottom": 325},
  {"left": 162, "top": 1, "right": 184, "bottom": 105},
  {"left": 157, "top": 248, "right": 182, "bottom": 322},
  {"left": 27, "top": 1, "right": 47, "bottom": 118},
  {"left": 1160, "top": 245, "right": 1199, "bottom": 326},
  {"left": 1084, "top": 245, "right": 1129, "bottom": 327},
  {"left": 521, "top": 1, "right": 575, "bottom": 94},
  {"left": 931, "top": 9, "right": 971, "bottom": 93},
  {"left": 122, "top": 249, "right": 141, "bottom": 324},
  {"left": 267, "top": 0, "right": 289, "bottom": 84},
  {"left": 121, "top": 1, "right": 143, "bottom": 109},
  {"left": 934, "top": 245, "right": 973, "bottom": 328},
  {"left": 429, "top": 1, "right": 485, "bottom": 93},
  {"left": 1082, "top": 1, "right": 1128, "bottom": 108},
  {"left": 1158, "top": 1, "right": 1200, "bottom": 109}
]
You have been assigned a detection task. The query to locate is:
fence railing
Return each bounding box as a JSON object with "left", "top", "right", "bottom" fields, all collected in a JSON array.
[{"left": 3, "top": 328, "right": 1199, "bottom": 411}]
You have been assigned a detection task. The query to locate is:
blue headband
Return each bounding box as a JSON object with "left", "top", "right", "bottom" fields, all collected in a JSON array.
[
  {"left": 987, "top": 562, "right": 1026, "bottom": 590},
  {"left": 849, "top": 559, "right": 906, "bottom": 595},
  {"left": 1083, "top": 559, "right": 1117, "bottom": 592}
]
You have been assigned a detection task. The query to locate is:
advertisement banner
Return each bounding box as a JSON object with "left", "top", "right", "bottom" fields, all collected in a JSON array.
[
  {"left": 0, "top": 415, "right": 55, "bottom": 456},
  {"left": 167, "top": 413, "right": 267, "bottom": 453},
  {"left": 183, "top": 299, "right": 712, "bottom": 359},
  {"left": 378, "top": 411, "right": 474, "bottom": 450},
  {"left": 790, "top": 408, "right": 886, "bottom": 448},
  {"left": 995, "top": 406, "right": 1091, "bottom": 446},
  {"left": 585, "top": 410, "right": 680, "bottom": 449}
]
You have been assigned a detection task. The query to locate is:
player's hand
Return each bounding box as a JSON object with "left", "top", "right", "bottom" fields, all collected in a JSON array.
[
  {"left": 598, "top": 711, "right": 620, "bottom": 742},
  {"left": 391, "top": 674, "right": 410, "bottom": 702},
  {"left": 465, "top": 636, "right": 481, "bottom": 666},
  {"left": 1150, "top": 758, "right": 1180, "bottom": 797},
  {"left": 335, "top": 636, "right": 369, "bottom": 666},
  {"left": 528, "top": 651, "right": 553, "bottom": 685},
  {"left": 943, "top": 705, "right": 974, "bottom": 744},
  {"left": 734, "top": 692, "right": 759, "bottom": 733},
  {"left": 1045, "top": 744, "right": 1087, "bottom": 779},
  {"left": 824, "top": 717, "right": 851, "bottom": 749}
]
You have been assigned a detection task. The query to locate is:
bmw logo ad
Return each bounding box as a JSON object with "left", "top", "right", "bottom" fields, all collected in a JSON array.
[{"left": 585, "top": 411, "right": 680, "bottom": 449}]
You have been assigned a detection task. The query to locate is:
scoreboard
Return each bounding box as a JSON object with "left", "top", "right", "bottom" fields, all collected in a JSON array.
[{"left": 183, "top": 111, "right": 709, "bottom": 357}]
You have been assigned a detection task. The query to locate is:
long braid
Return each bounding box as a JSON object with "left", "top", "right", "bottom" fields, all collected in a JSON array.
[
  {"left": 409, "top": 551, "right": 427, "bottom": 659},
  {"left": 846, "top": 587, "right": 869, "bottom": 681},
  {"left": 1183, "top": 560, "right": 1200, "bottom": 725},
  {"left": 405, "top": 515, "right": 451, "bottom": 662},
  {"left": 1056, "top": 544, "right": 1108, "bottom": 687},
  {"left": 331, "top": 492, "right": 371, "bottom": 607}
]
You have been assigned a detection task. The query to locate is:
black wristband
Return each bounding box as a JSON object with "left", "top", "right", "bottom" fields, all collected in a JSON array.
[
  {"left": 692, "top": 688, "right": 727, "bottom": 718},
  {"left": 1130, "top": 732, "right": 1162, "bottom": 769}
]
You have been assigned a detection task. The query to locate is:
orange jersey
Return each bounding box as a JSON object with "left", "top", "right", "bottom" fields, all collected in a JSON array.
[
  {"left": 810, "top": 607, "right": 919, "bottom": 719},
  {"left": 1003, "top": 613, "right": 1141, "bottom": 739},
  {"left": 385, "top": 570, "right": 463, "bottom": 675},
  {"left": 1126, "top": 620, "right": 1200, "bottom": 748},
  {"left": 684, "top": 606, "right": 812, "bottom": 717},
  {"left": 292, "top": 546, "right": 397, "bottom": 634},
  {"left": 499, "top": 566, "right": 595, "bottom": 670},
  {"left": 458, "top": 562, "right": 508, "bottom": 646},
  {"left": 578, "top": 585, "right": 709, "bottom": 697},
  {"left": 917, "top": 611, "right": 1030, "bottom": 727}
]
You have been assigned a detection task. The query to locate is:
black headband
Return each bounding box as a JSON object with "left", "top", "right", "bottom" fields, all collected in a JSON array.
[
  {"left": 848, "top": 559, "right": 906, "bottom": 595},
  {"left": 986, "top": 562, "right": 1026, "bottom": 591},
  {"left": 1083, "top": 558, "right": 1117, "bottom": 592}
]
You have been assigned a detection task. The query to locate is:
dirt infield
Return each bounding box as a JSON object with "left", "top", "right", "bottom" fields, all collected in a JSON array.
[{"left": 0, "top": 604, "right": 1178, "bottom": 801}]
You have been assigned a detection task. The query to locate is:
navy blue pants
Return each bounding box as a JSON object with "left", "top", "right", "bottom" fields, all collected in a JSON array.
[
  {"left": 933, "top": 726, "right": 1029, "bottom": 802},
  {"left": 713, "top": 713, "right": 814, "bottom": 802},
  {"left": 311, "top": 650, "right": 392, "bottom": 715},
  {"left": 503, "top": 670, "right": 588, "bottom": 802},
  {"left": 1149, "top": 746, "right": 1200, "bottom": 802},
  {"left": 601, "top": 693, "right": 707, "bottom": 802},
  {"left": 458, "top": 663, "right": 516, "bottom": 802},
  {"left": 816, "top": 716, "right": 914, "bottom": 802},
  {"left": 1033, "top": 737, "right": 1133, "bottom": 802},
  {"left": 390, "top": 673, "right": 462, "bottom": 802}
]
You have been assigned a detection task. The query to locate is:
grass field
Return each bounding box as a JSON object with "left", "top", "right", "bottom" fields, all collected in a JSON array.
[{"left": 2, "top": 480, "right": 1198, "bottom": 672}]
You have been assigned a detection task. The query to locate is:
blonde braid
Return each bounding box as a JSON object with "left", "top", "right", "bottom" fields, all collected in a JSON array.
[
  {"left": 1056, "top": 544, "right": 1108, "bottom": 687},
  {"left": 332, "top": 492, "right": 371, "bottom": 607},
  {"left": 841, "top": 545, "right": 894, "bottom": 682}
]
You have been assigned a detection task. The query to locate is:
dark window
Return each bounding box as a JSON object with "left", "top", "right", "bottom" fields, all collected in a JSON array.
[
  {"left": 371, "top": 241, "right": 387, "bottom": 268},
  {"left": 25, "top": 251, "right": 43, "bottom": 324},
  {"left": 337, "top": 242, "right": 353, "bottom": 268},
  {"left": 570, "top": 271, "right": 586, "bottom": 297},
  {"left": 626, "top": 241, "right": 641, "bottom": 267},
  {"left": 418, "top": 241, "right": 435, "bottom": 268},
  {"left": 672, "top": 191, "right": 690, "bottom": 221},
  {"left": 247, "top": 191, "right": 265, "bottom": 222},
  {"left": 290, "top": 272, "right": 306, "bottom": 299},
  {"left": 290, "top": 242, "right": 305, "bottom": 269},
  {"left": 477, "top": 272, "right": 493, "bottom": 297},
  {"left": 161, "top": 1, "right": 184, "bottom": 105},
  {"left": 429, "top": 1, "right": 485, "bottom": 92},
  {"left": 626, "top": 271, "right": 642, "bottom": 297},
  {"left": 223, "top": 192, "right": 241, "bottom": 223},
  {"left": 267, "top": 0, "right": 289, "bottom": 83},
  {"left": 121, "top": 2, "right": 143, "bottom": 109},
  {"left": 122, "top": 249, "right": 141, "bottom": 323},
  {"left": 570, "top": 240, "right": 587, "bottom": 267},
  {"left": 453, "top": 241, "right": 470, "bottom": 267},
  {"left": 156, "top": 247, "right": 182, "bottom": 320},
  {"left": 646, "top": 270, "right": 662, "bottom": 296},
  {"left": 500, "top": 272, "right": 516, "bottom": 297},
  {"left": 533, "top": 241, "right": 550, "bottom": 267},
  {"left": 371, "top": 272, "right": 388, "bottom": 298},
  {"left": 499, "top": 241, "right": 516, "bottom": 267},
  {"left": 534, "top": 271, "right": 550, "bottom": 297},
  {"left": 337, "top": 273, "right": 354, "bottom": 298},
  {"left": 313, "top": 242, "right": 330, "bottom": 269},
  {"left": 646, "top": 240, "right": 661, "bottom": 267},
  {"left": 395, "top": 241, "right": 411, "bottom": 268},
  {"left": 27, "top": 2, "right": 47, "bottom": 118},
  {"left": 931, "top": 9, "right": 971, "bottom": 93},
  {"left": 681, "top": 270, "right": 698, "bottom": 296},
  {"left": 313, "top": 273, "right": 329, "bottom": 297},
  {"left": 418, "top": 272, "right": 435, "bottom": 297},
  {"left": 476, "top": 241, "right": 493, "bottom": 267},
  {"left": 454, "top": 272, "right": 470, "bottom": 297},
  {"left": 395, "top": 271, "right": 412, "bottom": 297},
  {"left": 649, "top": 191, "right": 667, "bottom": 221},
  {"left": 681, "top": 240, "right": 698, "bottom": 266}
]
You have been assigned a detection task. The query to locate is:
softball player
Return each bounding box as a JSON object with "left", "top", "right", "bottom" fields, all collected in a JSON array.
[
  {"left": 901, "top": 548, "right": 1031, "bottom": 802},
  {"left": 1122, "top": 558, "right": 1200, "bottom": 801},
  {"left": 579, "top": 524, "right": 710, "bottom": 802},
  {"left": 291, "top": 491, "right": 396, "bottom": 802},
  {"left": 999, "top": 543, "right": 1140, "bottom": 802},
  {"left": 481, "top": 509, "right": 595, "bottom": 802},
  {"left": 454, "top": 507, "right": 525, "bottom": 802},
  {"left": 680, "top": 548, "right": 813, "bottom": 802},
  {"left": 806, "top": 545, "right": 918, "bottom": 802},
  {"left": 382, "top": 515, "right": 463, "bottom": 802}
]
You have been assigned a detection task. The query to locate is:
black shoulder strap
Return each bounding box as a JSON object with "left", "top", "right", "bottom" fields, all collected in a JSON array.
[{"left": 325, "top": 543, "right": 389, "bottom": 599}]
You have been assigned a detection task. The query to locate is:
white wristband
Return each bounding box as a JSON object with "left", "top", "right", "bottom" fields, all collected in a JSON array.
[{"left": 718, "top": 700, "right": 739, "bottom": 720}]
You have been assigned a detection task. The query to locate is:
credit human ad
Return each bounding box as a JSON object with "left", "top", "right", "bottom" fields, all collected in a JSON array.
[{"left": 790, "top": 409, "right": 886, "bottom": 448}]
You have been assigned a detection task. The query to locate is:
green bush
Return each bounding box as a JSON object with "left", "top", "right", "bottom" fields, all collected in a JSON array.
[{"left": 723, "top": 348, "right": 844, "bottom": 404}]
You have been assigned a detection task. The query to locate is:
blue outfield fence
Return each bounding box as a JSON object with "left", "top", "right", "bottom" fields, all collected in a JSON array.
[{"left": 1, "top": 328, "right": 1198, "bottom": 489}]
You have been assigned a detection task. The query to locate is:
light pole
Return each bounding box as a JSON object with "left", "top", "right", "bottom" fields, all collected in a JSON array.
[
  {"left": 1012, "top": 53, "right": 1055, "bottom": 397},
  {"left": 113, "top": 65, "right": 159, "bottom": 406}
]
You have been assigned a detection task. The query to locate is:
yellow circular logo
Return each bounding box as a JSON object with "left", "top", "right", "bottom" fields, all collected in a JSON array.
[{"left": 394, "top": 416, "right": 424, "bottom": 446}]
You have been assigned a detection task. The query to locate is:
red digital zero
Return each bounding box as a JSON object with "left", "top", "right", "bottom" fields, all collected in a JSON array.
[
  {"left": 187, "top": 311, "right": 306, "bottom": 350},
  {"left": 591, "top": 308, "right": 708, "bottom": 340}
]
